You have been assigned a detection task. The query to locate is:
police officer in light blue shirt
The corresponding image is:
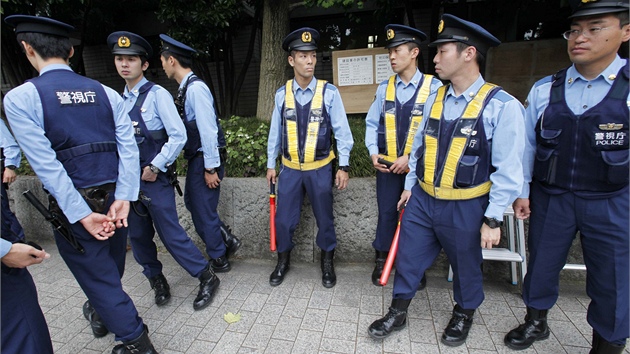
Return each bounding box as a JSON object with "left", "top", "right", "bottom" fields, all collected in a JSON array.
[
  {"left": 368, "top": 14, "right": 524, "bottom": 347},
  {"left": 1, "top": 119, "right": 53, "bottom": 354},
  {"left": 266, "top": 27, "right": 354, "bottom": 289},
  {"left": 3, "top": 15, "right": 157, "bottom": 354},
  {"left": 107, "top": 31, "right": 219, "bottom": 314},
  {"left": 365, "top": 24, "right": 443, "bottom": 288},
  {"left": 505, "top": 1, "right": 629, "bottom": 352}
]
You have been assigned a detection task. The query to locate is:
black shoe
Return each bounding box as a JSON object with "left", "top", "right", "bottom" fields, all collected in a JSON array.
[
  {"left": 590, "top": 330, "right": 626, "bottom": 354},
  {"left": 220, "top": 224, "right": 242, "bottom": 258},
  {"left": 441, "top": 304, "right": 475, "bottom": 347},
  {"left": 368, "top": 298, "right": 412, "bottom": 339},
  {"left": 321, "top": 249, "right": 336, "bottom": 288},
  {"left": 269, "top": 251, "right": 290, "bottom": 286},
  {"left": 371, "top": 250, "right": 388, "bottom": 286},
  {"left": 83, "top": 300, "right": 109, "bottom": 338},
  {"left": 504, "top": 307, "right": 549, "bottom": 350},
  {"left": 193, "top": 265, "right": 220, "bottom": 311},
  {"left": 211, "top": 255, "right": 231, "bottom": 273},
  {"left": 111, "top": 324, "right": 157, "bottom": 354},
  {"left": 149, "top": 273, "right": 171, "bottom": 306},
  {"left": 417, "top": 273, "right": 427, "bottom": 291}
]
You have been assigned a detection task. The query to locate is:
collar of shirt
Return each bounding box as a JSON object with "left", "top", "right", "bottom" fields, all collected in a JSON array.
[
  {"left": 395, "top": 68, "right": 423, "bottom": 90},
  {"left": 566, "top": 55, "right": 625, "bottom": 86},
  {"left": 124, "top": 77, "right": 149, "bottom": 99},
  {"left": 39, "top": 63, "right": 72, "bottom": 75},
  {"left": 293, "top": 76, "right": 318, "bottom": 95},
  {"left": 445, "top": 74, "right": 485, "bottom": 102},
  {"left": 179, "top": 71, "right": 195, "bottom": 90}
]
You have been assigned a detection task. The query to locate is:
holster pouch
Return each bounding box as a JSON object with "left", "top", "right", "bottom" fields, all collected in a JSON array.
[{"left": 77, "top": 183, "right": 115, "bottom": 213}]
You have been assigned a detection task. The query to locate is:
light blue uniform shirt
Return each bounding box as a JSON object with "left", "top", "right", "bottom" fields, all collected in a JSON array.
[
  {"left": 0, "top": 239, "right": 12, "bottom": 258},
  {"left": 123, "top": 77, "right": 186, "bottom": 172},
  {"left": 405, "top": 74, "right": 525, "bottom": 220},
  {"left": 1, "top": 119, "right": 21, "bottom": 168},
  {"left": 520, "top": 55, "right": 629, "bottom": 198},
  {"left": 365, "top": 69, "right": 443, "bottom": 156},
  {"left": 179, "top": 72, "right": 221, "bottom": 169},
  {"left": 3, "top": 64, "right": 140, "bottom": 224},
  {"left": 267, "top": 77, "right": 354, "bottom": 169}
]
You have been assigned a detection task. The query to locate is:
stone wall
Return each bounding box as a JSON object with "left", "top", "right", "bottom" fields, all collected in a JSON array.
[{"left": 6, "top": 176, "right": 586, "bottom": 283}]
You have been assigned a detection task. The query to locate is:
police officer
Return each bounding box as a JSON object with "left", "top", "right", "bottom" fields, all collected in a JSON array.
[
  {"left": 365, "top": 24, "right": 442, "bottom": 287},
  {"left": 3, "top": 15, "right": 157, "bottom": 353},
  {"left": 159, "top": 34, "right": 241, "bottom": 273},
  {"left": 504, "top": 1, "right": 629, "bottom": 352},
  {"left": 266, "top": 27, "right": 354, "bottom": 288},
  {"left": 368, "top": 14, "right": 524, "bottom": 347},
  {"left": 1, "top": 119, "right": 53, "bottom": 354},
  {"left": 107, "top": 31, "right": 220, "bottom": 311}
]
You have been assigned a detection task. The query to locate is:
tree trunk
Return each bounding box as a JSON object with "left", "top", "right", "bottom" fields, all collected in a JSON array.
[{"left": 256, "top": 0, "right": 290, "bottom": 121}]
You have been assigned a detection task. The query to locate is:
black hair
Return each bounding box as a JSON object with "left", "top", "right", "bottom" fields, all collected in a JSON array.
[
  {"left": 16, "top": 32, "right": 72, "bottom": 60},
  {"left": 455, "top": 41, "right": 485, "bottom": 68},
  {"left": 161, "top": 50, "right": 192, "bottom": 69},
  {"left": 616, "top": 11, "right": 629, "bottom": 27}
]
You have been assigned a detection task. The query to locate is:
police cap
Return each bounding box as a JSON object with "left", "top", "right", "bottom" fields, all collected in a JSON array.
[
  {"left": 282, "top": 27, "right": 320, "bottom": 52},
  {"left": 107, "top": 31, "right": 153, "bottom": 58},
  {"left": 4, "top": 14, "right": 74, "bottom": 38},
  {"left": 159, "top": 34, "right": 197, "bottom": 58},
  {"left": 569, "top": 0, "right": 630, "bottom": 19},
  {"left": 429, "top": 14, "right": 500, "bottom": 56},
  {"left": 385, "top": 24, "right": 428, "bottom": 48}
]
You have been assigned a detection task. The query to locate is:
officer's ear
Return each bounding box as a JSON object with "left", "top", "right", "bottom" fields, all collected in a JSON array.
[
  {"left": 288, "top": 53, "right": 295, "bottom": 67},
  {"left": 68, "top": 46, "right": 74, "bottom": 59},
  {"left": 142, "top": 60, "right": 149, "bottom": 71}
]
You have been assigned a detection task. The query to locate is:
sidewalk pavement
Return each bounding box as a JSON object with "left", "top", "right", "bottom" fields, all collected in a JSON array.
[{"left": 29, "top": 239, "right": 617, "bottom": 354}]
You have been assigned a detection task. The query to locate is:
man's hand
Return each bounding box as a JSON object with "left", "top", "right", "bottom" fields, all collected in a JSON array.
[
  {"left": 266, "top": 168, "right": 277, "bottom": 187},
  {"left": 390, "top": 155, "right": 409, "bottom": 174},
  {"left": 512, "top": 198, "right": 531, "bottom": 220},
  {"left": 480, "top": 223, "right": 501, "bottom": 249},
  {"left": 335, "top": 170, "right": 349, "bottom": 190},
  {"left": 371, "top": 155, "right": 390, "bottom": 173},
  {"left": 107, "top": 200, "right": 130, "bottom": 228},
  {"left": 204, "top": 170, "right": 221, "bottom": 189},
  {"left": 2, "top": 168, "right": 17, "bottom": 184},
  {"left": 1, "top": 243, "right": 50, "bottom": 268},
  {"left": 141, "top": 166, "right": 158, "bottom": 182},
  {"left": 397, "top": 189, "right": 411, "bottom": 210},
  {"left": 79, "top": 212, "right": 116, "bottom": 240}
]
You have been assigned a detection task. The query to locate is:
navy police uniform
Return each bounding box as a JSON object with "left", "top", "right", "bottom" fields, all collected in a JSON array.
[
  {"left": 368, "top": 14, "right": 525, "bottom": 346},
  {"left": 3, "top": 15, "right": 156, "bottom": 352},
  {"left": 364, "top": 24, "right": 443, "bottom": 286},
  {"left": 266, "top": 28, "right": 354, "bottom": 288},
  {"left": 108, "top": 31, "right": 213, "bottom": 307},
  {"left": 505, "top": 0, "right": 630, "bottom": 351},
  {"left": 1, "top": 120, "right": 53, "bottom": 354}
]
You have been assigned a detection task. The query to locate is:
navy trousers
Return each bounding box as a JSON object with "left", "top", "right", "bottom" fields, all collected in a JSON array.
[
  {"left": 275, "top": 164, "right": 336, "bottom": 253},
  {"left": 129, "top": 173, "right": 208, "bottom": 279},
  {"left": 523, "top": 182, "right": 629, "bottom": 344},
  {"left": 393, "top": 184, "right": 486, "bottom": 309},
  {"left": 1, "top": 183, "right": 24, "bottom": 240},
  {"left": 54, "top": 196, "right": 145, "bottom": 342},
  {"left": 184, "top": 156, "right": 226, "bottom": 259},
  {"left": 372, "top": 171, "right": 406, "bottom": 252}
]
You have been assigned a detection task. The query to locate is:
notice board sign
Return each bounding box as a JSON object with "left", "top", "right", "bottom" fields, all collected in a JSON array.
[{"left": 332, "top": 48, "right": 394, "bottom": 114}]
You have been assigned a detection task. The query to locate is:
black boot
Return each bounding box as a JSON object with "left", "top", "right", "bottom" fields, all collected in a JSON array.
[
  {"left": 590, "top": 331, "right": 626, "bottom": 354},
  {"left": 441, "top": 304, "right": 475, "bottom": 347},
  {"left": 83, "top": 300, "right": 109, "bottom": 338},
  {"left": 418, "top": 273, "right": 427, "bottom": 291},
  {"left": 220, "top": 224, "right": 242, "bottom": 258},
  {"left": 321, "top": 249, "right": 336, "bottom": 288},
  {"left": 211, "top": 255, "right": 231, "bottom": 273},
  {"left": 368, "top": 298, "right": 412, "bottom": 339},
  {"left": 371, "top": 250, "right": 388, "bottom": 286},
  {"left": 111, "top": 325, "right": 157, "bottom": 354},
  {"left": 269, "top": 252, "right": 290, "bottom": 286},
  {"left": 504, "top": 307, "right": 550, "bottom": 350},
  {"left": 193, "top": 265, "right": 220, "bottom": 311},
  {"left": 149, "top": 273, "right": 171, "bottom": 306}
]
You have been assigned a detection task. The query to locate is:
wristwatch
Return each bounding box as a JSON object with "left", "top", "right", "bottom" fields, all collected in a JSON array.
[
  {"left": 483, "top": 216, "right": 504, "bottom": 229},
  {"left": 5, "top": 165, "right": 16, "bottom": 170},
  {"left": 338, "top": 166, "right": 350, "bottom": 172},
  {"left": 205, "top": 168, "right": 217, "bottom": 175},
  {"left": 149, "top": 165, "right": 160, "bottom": 174}
]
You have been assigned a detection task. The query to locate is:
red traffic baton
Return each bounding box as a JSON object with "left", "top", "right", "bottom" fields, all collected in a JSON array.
[
  {"left": 379, "top": 206, "right": 405, "bottom": 286},
  {"left": 269, "top": 183, "right": 277, "bottom": 252}
]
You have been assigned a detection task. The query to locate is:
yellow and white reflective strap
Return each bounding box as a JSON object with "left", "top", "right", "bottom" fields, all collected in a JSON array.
[
  {"left": 283, "top": 79, "right": 326, "bottom": 163},
  {"left": 284, "top": 80, "right": 300, "bottom": 161},
  {"left": 282, "top": 151, "right": 335, "bottom": 171},
  {"left": 422, "top": 86, "right": 447, "bottom": 185},
  {"left": 381, "top": 75, "right": 434, "bottom": 163}
]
